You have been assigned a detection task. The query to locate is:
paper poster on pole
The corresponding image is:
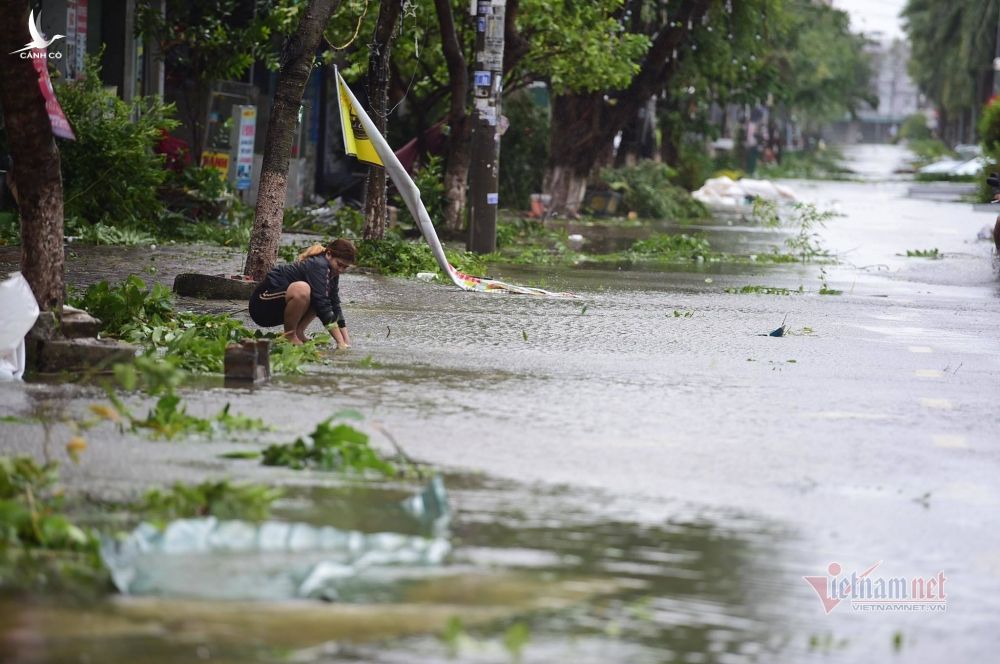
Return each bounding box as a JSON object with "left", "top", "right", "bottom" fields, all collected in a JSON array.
[
  {"left": 234, "top": 106, "right": 256, "bottom": 191},
  {"left": 65, "top": 0, "right": 88, "bottom": 80}
]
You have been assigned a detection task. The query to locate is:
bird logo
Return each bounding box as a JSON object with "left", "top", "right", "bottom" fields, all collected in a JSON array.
[{"left": 9, "top": 10, "right": 65, "bottom": 55}]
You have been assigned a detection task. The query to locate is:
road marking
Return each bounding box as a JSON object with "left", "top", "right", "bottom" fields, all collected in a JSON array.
[
  {"left": 914, "top": 369, "right": 944, "bottom": 378},
  {"left": 919, "top": 398, "right": 953, "bottom": 410},
  {"left": 908, "top": 346, "right": 933, "bottom": 353},
  {"left": 933, "top": 435, "right": 968, "bottom": 449}
]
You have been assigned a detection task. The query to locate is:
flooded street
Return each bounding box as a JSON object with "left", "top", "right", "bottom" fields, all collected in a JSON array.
[{"left": 2, "top": 145, "right": 999, "bottom": 662}]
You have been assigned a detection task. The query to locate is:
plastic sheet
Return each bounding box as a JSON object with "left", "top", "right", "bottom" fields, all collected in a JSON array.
[
  {"left": 0, "top": 272, "right": 39, "bottom": 381},
  {"left": 692, "top": 176, "right": 797, "bottom": 208},
  {"left": 101, "top": 477, "right": 451, "bottom": 601}
]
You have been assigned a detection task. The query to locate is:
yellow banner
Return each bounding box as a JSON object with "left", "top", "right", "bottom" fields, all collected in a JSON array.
[
  {"left": 201, "top": 150, "right": 230, "bottom": 176},
  {"left": 337, "top": 73, "right": 383, "bottom": 166}
]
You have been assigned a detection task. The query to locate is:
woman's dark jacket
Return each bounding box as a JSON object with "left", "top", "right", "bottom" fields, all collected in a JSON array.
[{"left": 262, "top": 255, "right": 345, "bottom": 328}]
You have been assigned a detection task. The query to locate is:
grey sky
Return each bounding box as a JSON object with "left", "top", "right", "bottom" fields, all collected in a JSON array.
[{"left": 831, "top": 0, "right": 908, "bottom": 39}]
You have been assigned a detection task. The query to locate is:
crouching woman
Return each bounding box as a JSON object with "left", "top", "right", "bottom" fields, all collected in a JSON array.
[{"left": 249, "top": 239, "right": 356, "bottom": 348}]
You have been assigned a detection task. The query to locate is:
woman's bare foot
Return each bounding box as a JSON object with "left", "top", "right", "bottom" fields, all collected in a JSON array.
[{"left": 282, "top": 330, "right": 303, "bottom": 345}]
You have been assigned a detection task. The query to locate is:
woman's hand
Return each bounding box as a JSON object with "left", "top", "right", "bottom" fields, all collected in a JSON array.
[{"left": 329, "top": 323, "right": 350, "bottom": 349}]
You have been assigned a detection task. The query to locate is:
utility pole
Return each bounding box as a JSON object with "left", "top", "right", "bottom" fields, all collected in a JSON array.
[{"left": 468, "top": 0, "right": 505, "bottom": 254}]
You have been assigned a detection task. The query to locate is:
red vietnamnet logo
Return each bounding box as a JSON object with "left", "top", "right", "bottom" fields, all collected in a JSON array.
[{"left": 804, "top": 562, "right": 947, "bottom": 614}]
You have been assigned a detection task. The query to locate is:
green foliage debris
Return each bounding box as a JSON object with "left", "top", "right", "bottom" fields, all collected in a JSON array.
[
  {"left": 262, "top": 412, "right": 396, "bottom": 476},
  {"left": 103, "top": 356, "right": 266, "bottom": 440},
  {"left": 630, "top": 233, "right": 713, "bottom": 261},
  {"left": 356, "top": 236, "right": 488, "bottom": 278},
  {"left": 71, "top": 276, "right": 174, "bottom": 338},
  {"left": 137, "top": 480, "right": 283, "bottom": 526},
  {"left": 600, "top": 161, "right": 708, "bottom": 221},
  {"left": 69, "top": 277, "right": 327, "bottom": 376},
  {"left": 904, "top": 248, "right": 941, "bottom": 258},
  {"left": 0, "top": 456, "right": 104, "bottom": 589},
  {"left": 725, "top": 285, "right": 797, "bottom": 296}
]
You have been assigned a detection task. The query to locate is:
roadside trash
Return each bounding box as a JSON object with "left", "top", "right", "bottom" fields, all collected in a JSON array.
[
  {"left": 0, "top": 272, "right": 40, "bottom": 381},
  {"left": 767, "top": 314, "right": 789, "bottom": 337},
  {"left": 401, "top": 474, "right": 450, "bottom": 530},
  {"left": 528, "top": 193, "right": 551, "bottom": 218},
  {"left": 692, "top": 176, "right": 797, "bottom": 208},
  {"left": 919, "top": 155, "right": 987, "bottom": 178},
  {"left": 416, "top": 272, "right": 437, "bottom": 282},
  {"left": 100, "top": 477, "right": 451, "bottom": 601}
]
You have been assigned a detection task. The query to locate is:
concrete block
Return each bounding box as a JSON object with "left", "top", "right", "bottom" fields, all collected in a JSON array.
[
  {"left": 34, "top": 338, "right": 137, "bottom": 375},
  {"left": 225, "top": 339, "right": 271, "bottom": 384},
  {"left": 60, "top": 306, "right": 102, "bottom": 339},
  {"left": 174, "top": 273, "right": 259, "bottom": 300}
]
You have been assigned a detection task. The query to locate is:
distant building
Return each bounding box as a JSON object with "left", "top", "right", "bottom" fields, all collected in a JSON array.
[{"left": 827, "top": 36, "right": 929, "bottom": 144}]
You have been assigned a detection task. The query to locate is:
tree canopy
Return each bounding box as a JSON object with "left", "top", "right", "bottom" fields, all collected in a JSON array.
[{"left": 904, "top": 0, "right": 998, "bottom": 141}]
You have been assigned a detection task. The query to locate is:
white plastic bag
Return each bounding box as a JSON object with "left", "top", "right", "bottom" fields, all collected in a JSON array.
[{"left": 0, "top": 272, "right": 40, "bottom": 380}]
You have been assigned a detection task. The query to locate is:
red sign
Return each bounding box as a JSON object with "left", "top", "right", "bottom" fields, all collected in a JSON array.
[{"left": 31, "top": 50, "right": 75, "bottom": 141}]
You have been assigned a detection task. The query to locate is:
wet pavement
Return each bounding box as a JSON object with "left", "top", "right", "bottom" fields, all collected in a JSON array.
[{"left": 2, "top": 145, "right": 999, "bottom": 662}]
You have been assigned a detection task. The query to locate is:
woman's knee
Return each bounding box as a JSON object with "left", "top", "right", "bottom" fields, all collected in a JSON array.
[{"left": 286, "top": 281, "right": 311, "bottom": 301}]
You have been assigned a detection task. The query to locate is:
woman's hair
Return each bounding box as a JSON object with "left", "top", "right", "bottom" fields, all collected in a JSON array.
[{"left": 296, "top": 238, "right": 357, "bottom": 264}]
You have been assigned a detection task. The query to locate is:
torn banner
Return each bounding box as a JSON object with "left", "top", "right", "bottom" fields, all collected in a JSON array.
[{"left": 335, "top": 68, "right": 575, "bottom": 298}]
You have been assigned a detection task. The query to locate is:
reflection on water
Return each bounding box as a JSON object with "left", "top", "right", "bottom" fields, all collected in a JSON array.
[{"left": 0, "top": 476, "right": 801, "bottom": 664}]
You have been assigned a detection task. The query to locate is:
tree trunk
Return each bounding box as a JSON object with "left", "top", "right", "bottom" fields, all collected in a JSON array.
[
  {"left": 542, "top": 164, "right": 588, "bottom": 218},
  {"left": 244, "top": 0, "right": 340, "bottom": 280},
  {"left": 434, "top": 0, "right": 470, "bottom": 232},
  {"left": 660, "top": 125, "right": 681, "bottom": 167},
  {"left": 363, "top": 0, "right": 402, "bottom": 240},
  {"left": 544, "top": 93, "right": 604, "bottom": 217},
  {"left": 0, "top": 6, "right": 65, "bottom": 311},
  {"left": 441, "top": 118, "right": 471, "bottom": 231},
  {"left": 542, "top": 0, "right": 712, "bottom": 217}
]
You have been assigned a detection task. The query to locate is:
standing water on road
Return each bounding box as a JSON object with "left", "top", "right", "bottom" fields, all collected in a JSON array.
[{"left": 1, "top": 145, "right": 999, "bottom": 662}]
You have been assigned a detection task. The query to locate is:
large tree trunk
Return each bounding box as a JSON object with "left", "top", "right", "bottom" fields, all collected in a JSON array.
[
  {"left": 542, "top": 164, "right": 589, "bottom": 218},
  {"left": 434, "top": 0, "right": 470, "bottom": 232},
  {"left": 544, "top": 93, "right": 605, "bottom": 217},
  {"left": 363, "top": 0, "right": 402, "bottom": 240},
  {"left": 442, "top": 117, "right": 471, "bottom": 232},
  {"left": 543, "top": 0, "right": 712, "bottom": 217},
  {"left": 244, "top": 0, "right": 340, "bottom": 280},
  {"left": 660, "top": 123, "right": 681, "bottom": 167},
  {"left": 0, "top": 5, "right": 65, "bottom": 311}
]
